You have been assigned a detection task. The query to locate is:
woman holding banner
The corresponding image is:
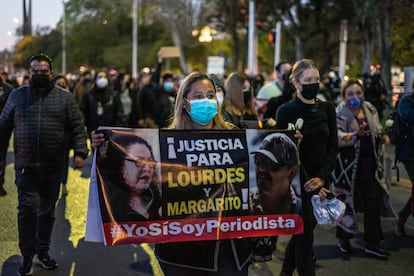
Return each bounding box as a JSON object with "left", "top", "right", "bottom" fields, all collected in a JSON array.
[
  {"left": 91, "top": 72, "right": 252, "bottom": 275},
  {"left": 157, "top": 72, "right": 252, "bottom": 275}
]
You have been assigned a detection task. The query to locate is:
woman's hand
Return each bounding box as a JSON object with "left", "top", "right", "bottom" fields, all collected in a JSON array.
[
  {"left": 91, "top": 130, "right": 106, "bottom": 149},
  {"left": 317, "top": 187, "right": 331, "bottom": 201},
  {"left": 357, "top": 122, "right": 370, "bottom": 136},
  {"left": 304, "top": 177, "right": 325, "bottom": 193},
  {"left": 294, "top": 130, "right": 303, "bottom": 146}
]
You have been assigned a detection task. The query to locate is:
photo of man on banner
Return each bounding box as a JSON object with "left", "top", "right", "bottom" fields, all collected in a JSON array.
[{"left": 249, "top": 131, "right": 300, "bottom": 215}]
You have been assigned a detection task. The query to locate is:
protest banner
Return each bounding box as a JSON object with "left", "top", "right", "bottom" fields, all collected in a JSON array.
[{"left": 86, "top": 127, "right": 304, "bottom": 245}]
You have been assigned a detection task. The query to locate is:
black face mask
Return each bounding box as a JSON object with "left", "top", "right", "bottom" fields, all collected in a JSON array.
[
  {"left": 30, "top": 74, "right": 51, "bottom": 90},
  {"left": 301, "top": 83, "right": 319, "bottom": 100},
  {"left": 83, "top": 79, "right": 92, "bottom": 85},
  {"left": 282, "top": 73, "right": 290, "bottom": 82},
  {"left": 243, "top": 89, "right": 252, "bottom": 105}
]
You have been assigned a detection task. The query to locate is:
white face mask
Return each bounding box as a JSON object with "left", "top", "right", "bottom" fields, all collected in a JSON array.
[
  {"left": 96, "top": 77, "right": 108, "bottom": 89},
  {"left": 216, "top": 92, "right": 224, "bottom": 105}
]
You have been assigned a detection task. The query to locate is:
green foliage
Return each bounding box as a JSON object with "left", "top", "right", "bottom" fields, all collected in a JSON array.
[{"left": 6, "top": 0, "right": 414, "bottom": 79}]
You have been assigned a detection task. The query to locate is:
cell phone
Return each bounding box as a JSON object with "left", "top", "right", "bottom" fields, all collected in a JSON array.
[{"left": 326, "top": 192, "right": 335, "bottom": 200}]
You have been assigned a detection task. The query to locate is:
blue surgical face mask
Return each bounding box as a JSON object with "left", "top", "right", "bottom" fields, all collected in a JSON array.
[
  {"left": 187, "top": 98, "right": 218, "bottom": 125},
  {"left": 163, "top": 81, "right": 174, "bottom": 92},
  {"left": 347, "top": 97, "right": 363, "bottom": 109}
]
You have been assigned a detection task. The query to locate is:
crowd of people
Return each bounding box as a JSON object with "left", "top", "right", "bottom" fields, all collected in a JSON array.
[{"left": 0, "top": 51, "right": 413, "bottom": 276}]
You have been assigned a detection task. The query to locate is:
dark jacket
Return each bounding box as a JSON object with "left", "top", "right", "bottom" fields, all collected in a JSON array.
[
  {"left": 0, "top": 80, "right": 13, "bottom": 112},
  {"left": 0, "top": 85, "right": 88, "bottom": 170},
  {"left": 396, "top": 93, "right": 414, "bottom": 161},
  {"left": 136, "top": 83, "right": 173, "bottom": 128},
  {"left": 276, "top": 98, "right": 338, "bottom": 187},
  {"left": 80, "top": 86, "right": 117, "bottom": 134}
]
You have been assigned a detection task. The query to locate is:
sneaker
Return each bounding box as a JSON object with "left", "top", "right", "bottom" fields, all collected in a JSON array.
[
  {"left": 364, "top": 243, "right": 390, "bottom": 258},
  {"left": 35, "top": 253, "right": 58, "bottom": 270},
  {"left": 338, "top": 239, "right": 352, "bottom": 254},
  {"left": 0, "top": 186, "right": 7, "bottom": 196},
  {"left": 394, "top": 216, "right": 406, "bottom": 237},
  {"left": 17, "top": 258, "right": 33, "bottom": 276}
]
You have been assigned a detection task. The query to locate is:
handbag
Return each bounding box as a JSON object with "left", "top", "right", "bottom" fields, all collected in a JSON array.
[{"left": 311, "top": 194, "right": 346, "bottom": 226}]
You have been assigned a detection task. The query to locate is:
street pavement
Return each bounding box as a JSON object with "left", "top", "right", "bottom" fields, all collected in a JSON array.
[{"left": 0, "top": 144, "right": 413, "bottom": 276}]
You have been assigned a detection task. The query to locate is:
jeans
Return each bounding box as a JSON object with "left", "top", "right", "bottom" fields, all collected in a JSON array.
[{"left": 15, "top": 167, "right": 62, "bottom": 258}]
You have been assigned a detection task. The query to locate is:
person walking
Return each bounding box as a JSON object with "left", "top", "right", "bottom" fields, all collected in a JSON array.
[
  {"left": 91, "top": 72, "right": 252, "bottom": 275},
  {"left": 80, "top": 70, "right": 118, "bottom": 136},
  {"left": 0, "top": 76, "right": 13, "bottom": 196},
  {"left": 333, "top": 78, "right": 395, "bottom": 258},
  {"left": 255, "top": 61, "right": 292, "bottom": 119},
  {"left": 394, "top": 91, "right": 414, "bottom": 236},
  {"left": 0, "top": 53, "right": 89, "bottom": 275},
  {"left": 276, "top": 59, "right": 338, "bottom": 276}
]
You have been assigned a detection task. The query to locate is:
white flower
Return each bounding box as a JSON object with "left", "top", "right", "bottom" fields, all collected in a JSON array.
[
  {"left": 295, "top": 118, "right": 304, "bottom": 130},
  {"left": 267, "top": 118, "right": 276, "bottom": 127},
  {"left": 385, "top": 119, "right": 394, "bottom": 128},
  {"left": 287, "top": 123, "right": 295, "bottom": 130},
  {"left": 288, "top": 118, "right": 304, "bottom": 131}
]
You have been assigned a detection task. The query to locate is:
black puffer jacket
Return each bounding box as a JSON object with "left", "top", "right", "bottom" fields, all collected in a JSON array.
[{"left": 0, "top": 85, "right": 88, "bottom": 170}]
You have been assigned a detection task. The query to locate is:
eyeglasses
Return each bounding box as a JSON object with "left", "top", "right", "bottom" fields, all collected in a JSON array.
[
  {"left": 254, "top": 154, "right": 284, "bottom": 172},
  {"left": 124, "top": 157, "right": 156, "bottom": 171},
  {"left": 30, "top": 67, "right": 50, "bottom": 74}
]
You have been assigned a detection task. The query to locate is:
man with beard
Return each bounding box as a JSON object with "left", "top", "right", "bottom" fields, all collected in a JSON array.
[
  {"left": 250, "top": 132, "right": 299, "bottom": 262},
  {"left": 0, "top": 53, "right": 88, "bottom": 275}
]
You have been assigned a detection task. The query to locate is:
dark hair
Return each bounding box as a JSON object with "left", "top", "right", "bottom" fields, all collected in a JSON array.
[
  {"left": 208, "top": 73, "right": 226, "bottom": 95},
  {"left": 100, "top": 134, "right": 155, "bottom": 189},
  {"left": 341, "top": 78, "right": 364, "bottom": 98},
  {"left": 162, "top": 72, "right": 174, "bottom": 81},
  {"left": 82, "top": 70, "right": 91, "bottom": 77},
  {"left": 29, "top": 53, "right": 53, "bottom": 71},
  {"left": 275, "top": 61, "right": 290, "bottom": 73}
]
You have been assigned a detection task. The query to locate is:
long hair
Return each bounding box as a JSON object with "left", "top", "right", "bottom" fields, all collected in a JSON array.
[
  {"left": 168, "top": 71, "right": 234, "bottom": 130},
  {"left": 223, "top": 72, "right": 257, "bottom": 116},
  {"left": 96, "top": 133, "right": 161, "bottom": 222}
]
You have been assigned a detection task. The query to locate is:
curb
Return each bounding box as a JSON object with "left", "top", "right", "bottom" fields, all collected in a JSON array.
[{"left": 391, "top": 176, "right": 412, "bottom": 189}]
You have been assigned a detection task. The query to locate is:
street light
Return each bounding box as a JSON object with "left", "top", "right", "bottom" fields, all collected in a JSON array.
[{"left": 192, "top": 26, "right": 217, "bottom": 43}]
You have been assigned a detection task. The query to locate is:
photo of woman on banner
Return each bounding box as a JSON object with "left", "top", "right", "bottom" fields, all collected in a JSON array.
[
  {"left": 250, "top": 132, "right": 299, "bottom": 215},
  {"left": 96, "top": 130, "right": 162, "bottom": 222}
]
